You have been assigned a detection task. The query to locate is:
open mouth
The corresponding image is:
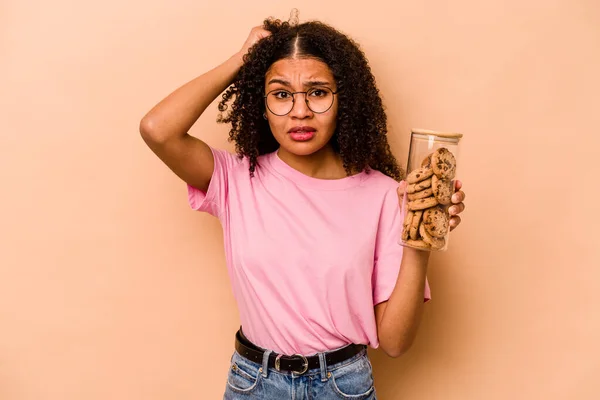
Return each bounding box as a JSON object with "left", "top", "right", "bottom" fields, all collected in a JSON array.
[{"left": 288, "top": 126, "right": 316, "bottom": 141}]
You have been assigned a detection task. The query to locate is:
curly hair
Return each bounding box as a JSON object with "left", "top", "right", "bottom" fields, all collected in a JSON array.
[{"left": 217, "top": 18, "right": 403, "bottom": 181}]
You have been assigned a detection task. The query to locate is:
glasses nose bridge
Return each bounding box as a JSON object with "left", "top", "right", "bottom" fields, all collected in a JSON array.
[{"left": 290, "top": 91, "right": 311, "bottom": 114}]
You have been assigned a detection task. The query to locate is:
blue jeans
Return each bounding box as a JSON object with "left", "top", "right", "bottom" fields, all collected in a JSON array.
[{"left": 223, "top": 347, "right": 377, "bottom": 399}]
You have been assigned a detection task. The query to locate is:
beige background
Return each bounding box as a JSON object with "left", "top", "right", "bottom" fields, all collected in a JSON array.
[{"left": 1, "top": 0, "right": 599, "bottom": 399}]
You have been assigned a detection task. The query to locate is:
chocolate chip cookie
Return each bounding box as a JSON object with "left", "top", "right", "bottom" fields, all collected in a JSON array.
[
  {"left": 406, "top": 167, "right": 434, "bottom": 184},
  {"left": 407, "top": 178, "right": 432, "bottom": 194},
  {"left": 420, "top": 224, "right": 446, "bottom": 250},
  {"left": 409, "top": 210, "right": 423, "bottom": 240},
  {"left": 422, "top": 206, "right": 449, "bottom": 239},
  {"left": 408, "top": 187, "right": 434, "bottom": 201},
  {"left": 431, "top": 147, "right": 456, "bottom": 180},
  {"left": 421, "top": 153, "right": 432, "bottom": 168},
  {"left": 408, "top": 196, "right": 439, "bottom": 211},
  {"left": 431, "top": 175, "right": 453, "bottom": 205},
  {"left": 404, "top": 239, "right": 431, "bottom": 250},
  {"left": 402, "top": 210, "right": 414, "bottom": 241}
]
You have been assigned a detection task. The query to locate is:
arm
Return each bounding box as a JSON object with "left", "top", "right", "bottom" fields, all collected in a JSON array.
[
  {"left": 374, "top": 181, "right": 466, "bottom": 358},
  {"left": 139, "top": 27, "right": 270, "bottom": 192},
  {"left": 375, "top": 248, "right": 429, "bottom": 358}
]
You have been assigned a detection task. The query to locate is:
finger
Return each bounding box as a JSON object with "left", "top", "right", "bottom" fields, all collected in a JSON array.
[
  {"left": 397, "top": 181, "right": 407, "bottom": 199},
  {"left": 454, "top": 180, "right": 462, "bottom": 191},
  {"left": 448, "top": 202, "right": 465, "bottom": 216},
  {"left": 452, "top": 190, "right": 465, "bottom": 204},
  {"left": 449, "top": 215, "right": 461, "bottom": 231},
  {"left": 258, "top": 29, "right": 272, "bottom": 39}
]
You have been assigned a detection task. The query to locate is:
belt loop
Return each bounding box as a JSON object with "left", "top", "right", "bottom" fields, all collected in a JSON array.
[
  {"left": 318, "top": 352, "right": 328, "bottom": 382},
  {"left": 261, "top": 349, "right": 272, "bottom": 378}
]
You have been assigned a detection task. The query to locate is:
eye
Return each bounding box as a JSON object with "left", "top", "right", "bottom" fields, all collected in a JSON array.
[
  {"left": 273, "top": 91, "right": 291, "bottom": 99},
  {"left": 309, "top": 89, "right": 328, "bottom": 97}
]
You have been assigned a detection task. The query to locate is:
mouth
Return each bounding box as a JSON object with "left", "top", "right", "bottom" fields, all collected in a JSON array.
[{"left": 288, "top": 126, "right": 316, "bottom": 142}]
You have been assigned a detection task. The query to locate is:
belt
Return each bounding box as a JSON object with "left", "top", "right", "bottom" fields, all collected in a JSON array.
[{"left": 234, "top": 328, "right": 367, "bottom": 375}]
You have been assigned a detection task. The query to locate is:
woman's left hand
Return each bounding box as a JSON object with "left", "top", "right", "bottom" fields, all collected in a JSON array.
[{"left": 448, "top": 180, "right": 466, "bottom": 231}]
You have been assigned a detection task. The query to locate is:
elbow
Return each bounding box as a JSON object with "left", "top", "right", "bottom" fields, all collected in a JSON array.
[
  {"left": 380, "top": 339, "right": 414, "bottom": 359},
  {"left": 139, "top": 117, "right": 167, "bottom": 145}
]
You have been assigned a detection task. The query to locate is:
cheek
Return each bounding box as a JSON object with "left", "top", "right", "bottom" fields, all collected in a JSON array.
[
  {"left": 268, "top": 120, "right": 287, "bottom": 137},
  {"left": 329, "top": 104, "right": 339, "bottom": 125},
  {"left": 323, "top": 110, "right": 338, "bottom": 131}
]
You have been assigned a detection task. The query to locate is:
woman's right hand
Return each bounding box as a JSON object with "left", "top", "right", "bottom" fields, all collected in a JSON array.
[{"left": 238, "top": 26, "right": 272, "bottom": 58}]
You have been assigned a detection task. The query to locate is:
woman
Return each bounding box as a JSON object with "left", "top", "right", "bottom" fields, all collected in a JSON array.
[{"left": 140, "top": 17, "right": 466, "bottom": 400}]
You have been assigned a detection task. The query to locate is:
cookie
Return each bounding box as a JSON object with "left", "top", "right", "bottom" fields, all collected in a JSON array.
[
  {"left": 402, "top": 210, "right": 414, "bottom": 241},
  {"left": 406, "top": 167, "right": 434, "bottom": 184},
  {"left": 407, "top": 178, "right": 432, "bottom": 194},
  {"left": 404, "top": 239, "right": 430, "bottom": 250},
  {"left": 420, "top": 224, "right": 446, "bottom": 250},
  {"left": 402, "top": 226, "right": 410, "bottom": 241},
  {"left": 431, "top": 175, "right": 453, "bottom": 205},
  {"left": 408, "top": 197, "right": 439, "bottom": 211},
  {"left": 422, "top": 206, "right": 449, "bottom": 239},
  {"left": 421, "top": 153, "right": 432, "bottom": 168},
  {"left": 408, "top": 188, "right": 434, "bottom": 201},
  {"left": 409, "top": 210, "right": 423, "bottom": 240},
  {"left": 431, "top": 148, "right": 456, "bottom": 180}
]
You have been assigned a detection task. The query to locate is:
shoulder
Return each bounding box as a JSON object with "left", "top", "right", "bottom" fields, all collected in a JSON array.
[
  {"left": 362, "top": 169, "right": 400, "bottom": 194},
  {"left": 212, "top": 148, "right": 248, "bottom": 172},
  {"left": 359, "top": 170, "right": 401, "bottom": 215},
  {"left": 213, "top": 148, "right": 276, "bottom": 178}
]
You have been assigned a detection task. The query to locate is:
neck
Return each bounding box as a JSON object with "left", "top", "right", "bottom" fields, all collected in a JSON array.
[{"left": 277, "top": 145, "right": 349, "bottom": 179}]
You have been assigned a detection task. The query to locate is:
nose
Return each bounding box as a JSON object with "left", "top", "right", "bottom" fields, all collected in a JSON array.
[{"left": 289, "top": 93, "right": 312, "bottom": 118}]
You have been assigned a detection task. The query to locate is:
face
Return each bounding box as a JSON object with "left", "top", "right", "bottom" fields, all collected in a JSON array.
[{"left": 264, "top": 57, "right": 338, "bottom": 157}]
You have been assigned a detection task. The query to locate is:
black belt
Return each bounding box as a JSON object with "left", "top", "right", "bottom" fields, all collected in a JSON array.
[{"left": 234, "top": 328, "right": 366, "bottom": 375}]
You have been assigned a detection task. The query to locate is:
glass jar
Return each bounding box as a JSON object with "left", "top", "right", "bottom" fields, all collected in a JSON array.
[{"left": 399, "top": 129, "right": 463, "bottom": 251}]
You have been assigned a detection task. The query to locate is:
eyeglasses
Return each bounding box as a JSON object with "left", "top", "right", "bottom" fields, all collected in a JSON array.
[{"left": 264, "top": 87, "right": 338, "bottom": 116}]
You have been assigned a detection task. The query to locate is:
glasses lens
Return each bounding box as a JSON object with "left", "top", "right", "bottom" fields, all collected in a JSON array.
[
  {"left": 306, "top": 87, "right": 334, "bottom": 113},
  {"left": 266, "top": 90, "right": 294, "bottom": 116}
]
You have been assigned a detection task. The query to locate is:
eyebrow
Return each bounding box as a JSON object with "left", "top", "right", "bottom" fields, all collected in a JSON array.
[{"left": 267, "top": 78, "right": 332, "bottom": 87}]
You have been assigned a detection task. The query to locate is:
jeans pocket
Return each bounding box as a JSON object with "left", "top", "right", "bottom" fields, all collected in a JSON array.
[
  {"left": 329, "top": 354, "right": 375, "bottom": 399},
  {"left": 227, "top": 356, "right": 262, "bottom": 394}
]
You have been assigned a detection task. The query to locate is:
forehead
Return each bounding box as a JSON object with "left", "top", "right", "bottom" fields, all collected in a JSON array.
[{"left": 265, "top": 58, "right": 334, "bottom": 83}]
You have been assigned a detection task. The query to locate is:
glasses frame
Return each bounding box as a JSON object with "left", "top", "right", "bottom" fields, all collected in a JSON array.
[{"left": 263, "top": 87, "right": 339, "bottom": 116}]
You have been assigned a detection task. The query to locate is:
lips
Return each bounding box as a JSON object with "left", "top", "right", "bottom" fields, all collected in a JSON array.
[
  {"left": 288, "top": 126, "right": 316, "bottom": 133},
  {"left": 288, "top": 126, "right": 316, "bottom": 142}
]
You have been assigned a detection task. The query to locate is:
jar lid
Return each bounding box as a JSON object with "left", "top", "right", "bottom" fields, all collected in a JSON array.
[{"left": 411, "top": 128, "right": 463, "bottom": 139}]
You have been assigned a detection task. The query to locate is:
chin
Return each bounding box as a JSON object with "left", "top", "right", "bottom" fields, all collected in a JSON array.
[{"left": 280, "top": 140, "right": 330, "bottom": 156}]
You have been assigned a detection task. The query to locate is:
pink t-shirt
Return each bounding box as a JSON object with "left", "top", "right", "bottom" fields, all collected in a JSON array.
[{"left": 188, "top": 147, "right": 431, "bottom": 356}]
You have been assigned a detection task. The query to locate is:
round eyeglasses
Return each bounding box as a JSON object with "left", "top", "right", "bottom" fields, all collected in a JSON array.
[{"left": 264, "top": 87, "right": 338, "bottom": 116}]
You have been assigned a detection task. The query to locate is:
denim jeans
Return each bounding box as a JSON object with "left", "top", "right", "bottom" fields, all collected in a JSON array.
[{"left": 223, "top": 346, "right": 377, "bottom": 399}]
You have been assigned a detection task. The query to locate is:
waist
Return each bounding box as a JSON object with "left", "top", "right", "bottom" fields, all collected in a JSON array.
[{"left": 234, "top": 327, "right": 367, "bottom": 375}]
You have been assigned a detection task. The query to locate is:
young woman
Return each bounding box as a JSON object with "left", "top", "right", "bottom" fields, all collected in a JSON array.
[{"left": 140, "top": 17, "right": 466, "bottom": 400}]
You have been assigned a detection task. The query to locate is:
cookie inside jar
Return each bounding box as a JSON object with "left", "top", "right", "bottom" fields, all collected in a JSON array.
[{"left": 400, "top": 129, "right": 462, "bottom": 251}]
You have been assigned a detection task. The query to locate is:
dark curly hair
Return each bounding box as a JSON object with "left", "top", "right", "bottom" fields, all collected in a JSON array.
[{"left": 217, "top": 18, "right": 403, "bottom": 181}]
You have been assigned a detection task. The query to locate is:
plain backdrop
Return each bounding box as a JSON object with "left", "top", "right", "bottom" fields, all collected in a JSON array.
[{"left": 1, "top": 0, "right": 599, "bottom": 399}]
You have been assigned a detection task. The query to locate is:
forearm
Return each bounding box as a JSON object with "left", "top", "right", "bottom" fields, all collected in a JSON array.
[
  {"left": 140, "top": 52, "right": 244, "bottom": 141},
  {"left": 378, "top": 247, "right": 430, "bottom": 357}
]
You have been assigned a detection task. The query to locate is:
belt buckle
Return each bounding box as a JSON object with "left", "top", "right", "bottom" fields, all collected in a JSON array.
[{"left": 275, "top": 353, "right": 309, "bottom": 375}]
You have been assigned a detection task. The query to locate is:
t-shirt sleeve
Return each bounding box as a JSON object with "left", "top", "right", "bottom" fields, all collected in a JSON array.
[
  {"left": 372, "top": 186, "right": 432, "bottom": 305},
  {"left": 186, "top": 146, "right": 238, "bottom": 218}
]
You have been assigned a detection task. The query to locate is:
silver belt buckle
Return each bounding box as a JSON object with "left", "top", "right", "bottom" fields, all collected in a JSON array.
[{"left": 275, "top": 353, "right": 309, "bottom": 375}]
